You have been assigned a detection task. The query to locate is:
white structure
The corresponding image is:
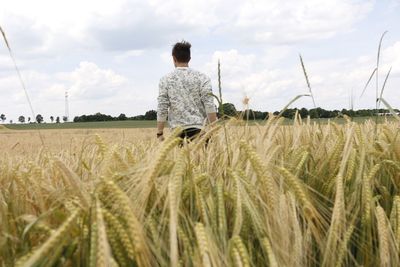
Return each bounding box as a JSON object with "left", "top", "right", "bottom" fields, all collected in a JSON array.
[{"left": 65, "top": 90, "right": 69, "bottom": 122}]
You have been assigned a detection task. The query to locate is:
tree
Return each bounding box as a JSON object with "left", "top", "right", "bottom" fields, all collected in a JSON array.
[
  {"left": 299, "top": 108, "right": 309, "bottom": 118},
  {"left": 131, "top": 115, "right": 145, "bottom": 120},
  {"left": 73, "top": 113, "right": 114, "bottom": 122},
  {"left": 281, "top": 108, "right": 297, "bottom": 119},
  {"left": 309, "top": 108, "right": 321, "bottom": 119},
  {"left": 0, "top": 114, "right": 6, "bottom": 123},
  {"left": 18, "top": 116, "right": 25, "bottom": 123},
  {"left": 50, "top": 116, "right": 54, "bottom": 123},
  {"left": 241, "top": 109, "right": 255, "bottom": 120},
  {"left": 219, "top": 103, "right": 237, "bottom": 117},
  {"left": 56, "top": 116, "right": 60, "bottom": 123},
  {"left": 117, "top": 113, "right": 127, "bottom": 121},
  {"left": 253, "top": 111, "right": 268, "bottom": 120},
  {"left": 63, "top": 116, "right": 68, "bottom": 122},
  {"left": 36, "top": 114, "right": 44, "bottom": 123},
  {"left": 144, "top": 110, "right": 157, "bottom": 120}
]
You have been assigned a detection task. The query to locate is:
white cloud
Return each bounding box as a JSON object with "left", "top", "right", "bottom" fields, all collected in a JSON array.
[
  {"left": 205, "top": 50, "right": 256, "bottom": 79},
  {"left": 160, "top": 52, "right": 172, "bottom": 64},
  {"left": 0, "top": 0, "right": 375, "bottom": 55},
  {"left": 0, "top": 55, "right": 16, "bottom": 71},
  {"left": 0, "top": 61, "right": 144, "bottom": 120},
  {"left": 201, "top": 40, "right": 400, "bottom": 112},
  {"left": 148, "top": 0, "right": 374, "bottom": 44},
  {"left": 390, "top": 0, "right": 400, "bottom": 7},
  {"left": 65, "top": 61, "right": 128, "bottom": 99},
  {"left": 114, "top": 50, "right": 144, "bottom": 62},
  {"left": 148, "top": 0, "right": 222, "bottom": 28},
  {"left": 233, "top": 0, "right": 373, "bottom": 43},
  {"left": 203, "top": 50, "right": 302, "bottom": 110},
  {"left": 381, "top": 41, "right": 400, "bottom": 76}
]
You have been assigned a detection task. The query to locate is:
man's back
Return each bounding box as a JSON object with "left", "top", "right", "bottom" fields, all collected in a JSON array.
[
  {"left": 157, "top": 67, "right": 216, "bottom": 129},
  {"left": 156, "top": 41, "right": 217, "bottom": 141}
]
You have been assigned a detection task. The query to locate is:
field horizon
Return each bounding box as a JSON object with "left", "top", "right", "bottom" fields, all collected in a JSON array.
[{"left": 1, "top": 116, "right": 398, "bottom": 131}]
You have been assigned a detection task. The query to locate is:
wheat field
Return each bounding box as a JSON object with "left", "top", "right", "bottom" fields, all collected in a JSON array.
[{"left": 1, "top": 116, "right": 400, "bottom": 267}]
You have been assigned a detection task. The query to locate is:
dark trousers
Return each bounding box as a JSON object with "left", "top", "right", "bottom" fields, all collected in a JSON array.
[{"left": 179, "top": 127, "right": 202, "bottom": 141}]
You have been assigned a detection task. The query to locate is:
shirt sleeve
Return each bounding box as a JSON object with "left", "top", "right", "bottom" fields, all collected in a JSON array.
[
  {"left": 200, "top": 76, "right": 217, "bottom": 114},
  {"left": 157, "top": 78, "right": 169, "bottom": 122}
]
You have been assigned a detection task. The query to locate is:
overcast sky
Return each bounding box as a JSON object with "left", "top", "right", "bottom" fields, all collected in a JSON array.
[{"left": 0, "top": 0, "right": 399, "bottom": 122}]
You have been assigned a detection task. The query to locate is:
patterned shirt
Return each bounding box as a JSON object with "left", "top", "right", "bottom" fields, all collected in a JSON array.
[{"left": 157, "top": 67, "right": 216, "bottom": 129}]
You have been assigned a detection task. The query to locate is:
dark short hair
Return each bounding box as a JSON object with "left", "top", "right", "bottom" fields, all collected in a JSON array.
[{"left": 172, "top": 41, "right": 191, "bottom": 63}]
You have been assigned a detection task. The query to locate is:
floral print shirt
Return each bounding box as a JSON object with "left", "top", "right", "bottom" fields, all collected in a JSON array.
[{"left": 157, "top": 67, "right": 216, "bottom": 129}]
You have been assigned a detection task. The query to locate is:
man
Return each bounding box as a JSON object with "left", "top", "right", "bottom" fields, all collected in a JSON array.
[{"left": 157, "top": 41, "right": 217, "bottom": 141}]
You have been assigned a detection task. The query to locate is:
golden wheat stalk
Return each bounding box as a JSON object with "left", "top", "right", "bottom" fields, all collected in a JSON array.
[{"left": 16, "top": 208, "right": 80, "bottom": 267}]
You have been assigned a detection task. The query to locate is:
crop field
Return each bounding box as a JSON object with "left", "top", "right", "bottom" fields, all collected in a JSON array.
[
  {"left": 1, "top": 117, "right": 400, "bottom": 266},
  {"left": 0, "top": 128, "right": 155, "bottom": 155},
  {"left": 4, "top": 120, "right": 158, "bottom": 130}
]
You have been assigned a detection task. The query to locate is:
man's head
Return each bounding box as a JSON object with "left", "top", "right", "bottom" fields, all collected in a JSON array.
[{"left": 172, "top": 41, "right": 191, "bottom": 67}]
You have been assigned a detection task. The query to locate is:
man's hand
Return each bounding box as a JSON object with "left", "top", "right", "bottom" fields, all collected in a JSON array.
[
  {"left": 157, "top": 134, "right": 165, "bottom": 142},
  {"left": 157, "top": 121, "right": 166, "bottom": 141},
  {"left": 157, "top": 131, "right": 165, "bottom": 141}
]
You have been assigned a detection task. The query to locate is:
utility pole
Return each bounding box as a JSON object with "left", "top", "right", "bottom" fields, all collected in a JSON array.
[{"left": 65, "top": 90, "right": 69, "bottom": 122}]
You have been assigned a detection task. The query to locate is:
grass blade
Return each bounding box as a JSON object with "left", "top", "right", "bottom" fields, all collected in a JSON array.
[
  {"left": 377, "top": 97, "right": 400, "bottom": 122},
  {"left": 360, "top": 68, "right": 377, "bottom": 98},
  {"left": 0, "top": 25, "right": 45, "bottom": 147},
  {"left": 278, "top": 94, "right": 311, "bottom": 117},
  {"left": 299, "top": 54, "right": 316, "bottom": 108},
  {"left": 375, "top": 31, "right": 388, "bottom": 110},
  {"left": 377, "top": 67, "right": 392, "bottom": 107}
]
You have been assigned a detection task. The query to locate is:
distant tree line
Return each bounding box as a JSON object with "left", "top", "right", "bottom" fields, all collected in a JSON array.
[
  {"left": 274, "top": 107, "right": 399, "bottom": 119},
  {"left": 2, "top": 104, "right": 400, "bottom": 124},
  {"left": 2, "top": 114, "right": 66, "bottom": 124},
  {"left": 234, "top": 107, "right": 400, "bottom": 120},
  {"left": 73, "top": 110, "right": 157, "bottom": 122},
  {"left": 219, "top": 103, "right": 400, "bottom": 120},
  {"left": 70, "top": 104, "right": 400, "bottom": 123}
]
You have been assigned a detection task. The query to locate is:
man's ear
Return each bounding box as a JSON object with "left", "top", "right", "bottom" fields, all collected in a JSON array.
[{"left": 172, "top": 56, "right": 177, "bottom": 63}]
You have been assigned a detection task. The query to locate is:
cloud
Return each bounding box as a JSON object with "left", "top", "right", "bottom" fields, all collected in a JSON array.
[
  {"left": 381, "top": 41, "right": 400, "bottom": 76},
  {"left": 231, "top": 0, "right": 374, "bottom": 44},
  {"left": 63, "top": 61, "right": 128, "bottom": 99},
  {"left": 148, "top": 0, "right": 223, "bottom": 28},
  {"left": 0, "top": 0, "right": 127, "bottom": 55},
  {"left": 114, "top": 50, "right": 144, "bottom": 63},
  {"left": 148, "top": 0, "right": 375, "bottom": 45},
  {"left": 205, "top": 50, "right": 257, "bottom": 81},
  {"left": 0, "top": 55, "right": 16, "bottom": 72},
  {"left": 203, "top": 49, "right": 302, "bottom": 110},
  {"left": 0, "top": 0, "right": 375, "bottom": 56},
  {"left": 390, "top": 0, "right": 400, "bottom": 7},
  {"left": 0, "top": 61, "right": 139, "bottom": 119},
  {"left": 201, "top": 40, "right": 400, "bottom": 112}
]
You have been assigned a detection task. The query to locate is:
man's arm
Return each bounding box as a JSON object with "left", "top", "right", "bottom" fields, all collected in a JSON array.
[
  {"left": 200, "top": 77, "right": 218, "bottom": 124},
  {"left": 207, "top": 112, "right": 217, "bottom": 123},
  {"left": 157, "top": 121, "right": 165, "bottom": 135},
  {"left": 157, "top": 78, "right": 169, "bottom": 138}
]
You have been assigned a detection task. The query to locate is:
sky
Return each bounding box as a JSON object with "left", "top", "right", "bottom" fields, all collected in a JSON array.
[{"left": 0, "top": 0, "right": 399, "bottom": 122}]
